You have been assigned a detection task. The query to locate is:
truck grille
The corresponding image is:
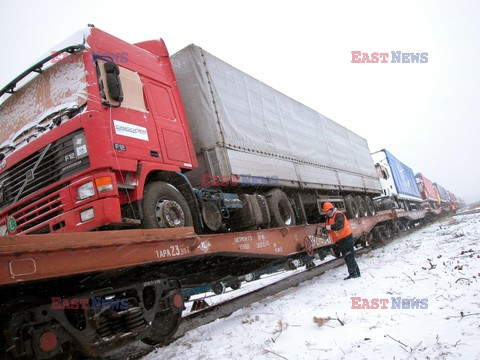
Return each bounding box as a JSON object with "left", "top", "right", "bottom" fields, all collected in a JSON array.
[
  {"left": 0, "top": 130, "right": 90, "bottom": 211},
  {"left": 14, "top": 193, "right": 63, "bottom": 234}
]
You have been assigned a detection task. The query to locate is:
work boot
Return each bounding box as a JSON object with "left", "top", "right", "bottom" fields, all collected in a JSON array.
[{"left": 344, "top": 274, "right": 360, "bottom": 280}]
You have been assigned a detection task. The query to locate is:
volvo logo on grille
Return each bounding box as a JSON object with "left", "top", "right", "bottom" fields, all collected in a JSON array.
[{"left": 26, "top": 169, "right": 35, "bottom": 182}]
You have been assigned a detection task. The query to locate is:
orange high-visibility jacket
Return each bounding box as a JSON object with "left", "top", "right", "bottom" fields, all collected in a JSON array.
[{"left": 326, "top": 210, "right": 352, "bottom": 243}]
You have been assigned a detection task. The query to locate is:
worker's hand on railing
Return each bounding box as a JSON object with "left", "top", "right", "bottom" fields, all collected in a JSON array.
[{"left": 321, "top": 227, "right": 329, "bottom": 239}]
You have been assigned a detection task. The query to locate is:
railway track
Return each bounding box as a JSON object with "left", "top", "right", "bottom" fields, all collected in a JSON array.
[
  {"left": 103, "top": 248, "right": 369, "bottom": 360},
  {"left": 454, "top": 209, "right": 480, "bottom": 216}
]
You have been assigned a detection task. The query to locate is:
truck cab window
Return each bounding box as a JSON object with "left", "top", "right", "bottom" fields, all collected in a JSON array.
[
  {"left": 96, "top": 61, "right": 147, "bottom": 112},
  {"left": 375, "top": 164, "right": 389, "bottom": 180}
]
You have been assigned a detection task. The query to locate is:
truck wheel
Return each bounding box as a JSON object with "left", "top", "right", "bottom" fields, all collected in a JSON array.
[
  {"left": 344, "top": 195, "right": 359, "bottom": 219},
  {"left": 142, "top": 181, "right": 193, "bottom": 229},
  {"left": 230, "top": 282, "right": 242, "bottom": 290},
  {"left": 365, "top": 196, "right": 376, "bottom": 216},
  {"left": 266, "top": 189, "right": 296, "bottom": 227},
  {"left": 354, "top": 196, "right": 368, "bottom": 217},
  {"left": 212, "top": 282, "right": 226, "bottom": 295},
  {"left": 245, "top": 272, "right": 257, "bottom": 282}
]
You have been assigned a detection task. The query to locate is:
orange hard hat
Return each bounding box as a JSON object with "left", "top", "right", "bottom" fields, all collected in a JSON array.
[{"left": 322, "top": 202, "right": 334, "bottom": 211}]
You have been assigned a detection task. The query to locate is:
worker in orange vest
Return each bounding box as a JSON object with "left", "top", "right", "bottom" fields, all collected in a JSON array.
[
  {"left": 450, "top": 203, "right": 456, "bottom": 214},
  {"left": 323, "top": 202, "right": 361, "bottom": 280}
]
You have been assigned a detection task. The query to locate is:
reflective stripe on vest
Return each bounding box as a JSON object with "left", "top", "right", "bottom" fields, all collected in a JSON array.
[{"left": 326, "top": 210, "right": 352, "bottom": 243}]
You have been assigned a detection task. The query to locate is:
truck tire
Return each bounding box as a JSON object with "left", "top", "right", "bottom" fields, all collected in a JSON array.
[
  {"left": 142, "top": 181, "right": 193, "bottom": 229},
  {"left": 344, "top": 195, "right": 359, "bottom": 219},
  {"left": 245, "top": 272, "right": 257, "bottom": 282},
  {"left": 365, "top": 196, "right": 376, "bottom": 216},
  {"left": 230, "top": 282, "right": 241, "bottom": 290},
  {"left": 212, "top": 282, "right": 226, "bottom": 295},
  {"left": 354, "top": 196, "right": 368, "bottom": 217},
  {"left": 266, "top": 189, "right": 296, "bottom": 227}
]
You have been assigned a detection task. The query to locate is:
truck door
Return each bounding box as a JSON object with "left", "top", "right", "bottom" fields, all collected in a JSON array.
[{"left": 144, "top": 81, "right": 192, "bottom": 167}]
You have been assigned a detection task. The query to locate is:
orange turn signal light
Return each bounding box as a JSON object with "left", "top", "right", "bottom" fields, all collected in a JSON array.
[{"left": 95, "top": 176, "right": 114, "bottom": 192}]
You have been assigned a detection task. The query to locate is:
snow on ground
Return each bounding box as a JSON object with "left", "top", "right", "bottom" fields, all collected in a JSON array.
[{"left": 143, "top": 214, "right": 480, "bottom": 360}]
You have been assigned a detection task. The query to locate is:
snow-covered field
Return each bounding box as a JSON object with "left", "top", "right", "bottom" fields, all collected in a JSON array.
[{"left": 143, "top": 213, "right": 480, "bottom": 360}]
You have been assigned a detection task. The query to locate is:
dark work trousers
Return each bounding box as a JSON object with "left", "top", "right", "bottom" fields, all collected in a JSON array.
[{"left": 336, "top": 234, "right": 360, "bottom": 277}]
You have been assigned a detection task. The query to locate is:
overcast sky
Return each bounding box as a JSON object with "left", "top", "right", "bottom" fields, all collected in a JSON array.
[{"left": 1, "top": 0, "right": 479, "bottom": 203}]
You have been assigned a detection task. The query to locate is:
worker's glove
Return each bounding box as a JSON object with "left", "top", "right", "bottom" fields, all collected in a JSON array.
[
  {"left": 321, "top": 227, "right": 329, "bottom": 239},
  {"left": 325, "top": 225, "right": 331, "bottom": 231}
]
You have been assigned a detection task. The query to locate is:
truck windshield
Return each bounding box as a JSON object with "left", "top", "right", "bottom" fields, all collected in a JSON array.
[{"left": 0, "top": 55, "right": 88, "bottom": 154}]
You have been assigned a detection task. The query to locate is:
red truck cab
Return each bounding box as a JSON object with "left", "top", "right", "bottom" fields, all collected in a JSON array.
[
  {"left": 415, "top": 173, "right": 439, "bottom": 210},
  {"left": 0, "top": 28, "right": 197, "bottom": 235}
]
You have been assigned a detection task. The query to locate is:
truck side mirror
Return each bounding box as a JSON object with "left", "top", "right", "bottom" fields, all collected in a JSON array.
[{"left": 104, "top": 62, "right": 123, "bottom": 104}]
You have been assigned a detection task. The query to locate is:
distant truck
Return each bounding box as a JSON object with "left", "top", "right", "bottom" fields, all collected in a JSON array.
[
  {"left": 433, "top": 182, "right": 450, "bottom": 209},
  {"left": 0, "top": 28, "right": 381, "bottom": 236},
  {"left": 415, "top": 173, "right": 439, "bottom": 209},
  {"left": 371, "top": 149, "right": 423, "bottom": 210}
]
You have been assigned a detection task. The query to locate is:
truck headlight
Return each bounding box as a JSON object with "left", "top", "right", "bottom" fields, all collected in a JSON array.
[{"left": 77, "top": 182, "right": 95, "bottom": 200}]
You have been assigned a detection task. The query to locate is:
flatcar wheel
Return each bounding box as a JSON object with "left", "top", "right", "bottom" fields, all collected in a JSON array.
[
  {"left": 2, "top": 302, "right": 76, "bottom": 360},
  {"left": 370, "top": 227, "right": 383, "bottom": 247},
  {"left": 142, "top": 310, "right": 181, "bottom": 345}
]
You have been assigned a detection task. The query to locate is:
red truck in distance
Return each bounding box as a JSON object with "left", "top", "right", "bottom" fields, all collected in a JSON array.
[{"left": 415, "top": 173, "right": 439, "bottom": 210}]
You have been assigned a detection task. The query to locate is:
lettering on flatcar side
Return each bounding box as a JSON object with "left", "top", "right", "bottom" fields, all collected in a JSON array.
[
  {"left": 239, "top": 243, "right": 251, "bottom": 250},
  {"left": 155, "top": 245, "right": 190, "bottom": 259},
  {"left": 257, "top": 233, "right": 266, "bottom": 241},
  {"left": 256, "top": 240, "right": 270, "bottom": 249},
  {"left": 234, "top": 235, "right": 253, "bottom": 243},
  {"left": 274, "top": 246, "right": 283, "bottom": 253},
  {"left": 312, "top": 235, "right": 331, "bottom": 247},
  {"left": 144, "top": 279, "right": 163, "bottom": 287}
]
